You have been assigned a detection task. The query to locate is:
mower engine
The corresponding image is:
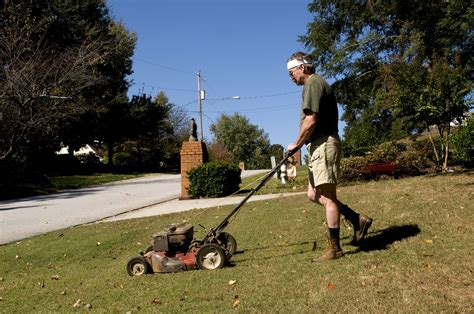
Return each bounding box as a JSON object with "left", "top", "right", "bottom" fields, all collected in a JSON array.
[{"left": 144, "top": 222, "right": 196, "bottom": 273}]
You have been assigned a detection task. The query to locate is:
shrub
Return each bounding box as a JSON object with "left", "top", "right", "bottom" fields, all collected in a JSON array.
[
  {"left": 339, "top": 156, "right": 374, "bottom": 183},
  {"left": 339, "top": 138, "right": 443, "bottom": 183},
  {"left": 396, "top": 139, "right": 439, "bottom": 175},
  {"left": 366, "top": 142, "right": 406, "bottom": 163},
  {"left": 187, "top": 161, "right": 241, "bottom": 198},
  {"left": 450, "top": 117, "right": 473, "bottom": 168}
]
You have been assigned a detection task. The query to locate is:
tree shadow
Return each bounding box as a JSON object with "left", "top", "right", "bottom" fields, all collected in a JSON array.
[{"left": 346, "top": 224, "right": 421, "bottom": 254}]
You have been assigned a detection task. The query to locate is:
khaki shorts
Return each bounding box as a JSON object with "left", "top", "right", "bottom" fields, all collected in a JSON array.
[{"left": 307, "top": 135, "right": 341, "bottom": 187}]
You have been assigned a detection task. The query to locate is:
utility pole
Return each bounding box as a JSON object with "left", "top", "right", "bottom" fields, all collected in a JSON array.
[{"left": 196, "top": 70, "right": 204, "bottom": 142}]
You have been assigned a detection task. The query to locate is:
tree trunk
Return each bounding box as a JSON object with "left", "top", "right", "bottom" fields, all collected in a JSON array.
[
  {"left": 426, "top": 124, "right": 440, "bottom": 166},
  {"left": 442, "top": 126, "right": 451, "bottom": 171}
]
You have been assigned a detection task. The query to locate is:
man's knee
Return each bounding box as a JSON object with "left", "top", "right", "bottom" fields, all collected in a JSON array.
[
  {"left": 316, "top": 184, "right": 338, "bottom": 206},
  {"left": 307, "top": 184, "right": 320, "bottom": 204}
]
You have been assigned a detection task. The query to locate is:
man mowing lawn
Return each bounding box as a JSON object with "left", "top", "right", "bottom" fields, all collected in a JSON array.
[{"left": 286, "top": 51, "right": 373, "bottom": 262}]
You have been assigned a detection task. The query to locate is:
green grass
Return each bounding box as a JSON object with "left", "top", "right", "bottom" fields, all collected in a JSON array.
[
  {"left": 239, "top": 165, "right": 309, "bottom": 195},
  {"left": 1, "top": 172, "right": 473, "bottom": 312},
  {"left": 49, "top": 173, "right": 146, "bottom": 190}
]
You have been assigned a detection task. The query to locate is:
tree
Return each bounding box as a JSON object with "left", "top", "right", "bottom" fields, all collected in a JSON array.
[
  {"left": 0, "top": 21, "right": 105, "bottom": 161},
  {"left": 268, "top": 144, "right": 284, "bottom": 160},
  {"left": 0, "top": 0, "right": 136, "bottom": 167},
  {"left": 301, "top": 0, "right": 473, "bottom": 161},
  {"left": 382, "top": 56, "right": 471, "bottom": 169},
  {"left": 210, "top": 113, "right": 271, "bottom": 169},
  {"left": 103, "top": 92, "right": 189, "bottom": 171}
]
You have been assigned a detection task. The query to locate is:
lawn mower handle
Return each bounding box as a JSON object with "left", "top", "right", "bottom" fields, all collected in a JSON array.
[{"left": 199, "top": 147, "right": 300, "bottom": 244}]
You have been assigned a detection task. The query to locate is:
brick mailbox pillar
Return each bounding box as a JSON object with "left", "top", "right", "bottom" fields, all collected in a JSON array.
[{"left": 180, "top": 141, "right": 207, "bottom": 199}]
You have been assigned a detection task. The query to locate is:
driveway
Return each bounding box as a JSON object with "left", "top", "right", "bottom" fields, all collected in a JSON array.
[{"left": 0, "top": 170, "right": 269, "bottom": 245}]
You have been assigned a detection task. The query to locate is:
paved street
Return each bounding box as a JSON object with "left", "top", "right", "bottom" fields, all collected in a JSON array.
[{"left": 0, "top": 170, "right": 270, "bottom": 245}]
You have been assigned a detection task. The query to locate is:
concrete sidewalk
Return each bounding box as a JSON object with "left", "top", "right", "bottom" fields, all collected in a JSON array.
[{"left": 101, "top": 192, "right": 305, "bottom": 222}]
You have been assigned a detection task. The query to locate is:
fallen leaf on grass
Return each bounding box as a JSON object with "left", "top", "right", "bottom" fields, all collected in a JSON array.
[
  {"left": 151, "top": 298, "right": 161, "bottom": 305},
  {"left": 232, "top": 295, "right": 240, "bottom": 308},
  {"left": 327, "top": 283, "right": 335, "bottom": 289},
  {"left": 425, "top": 239, "right": 433, "bottom": 244},
  {"left": 228, "top": 280, "right": 236, "bottom": 286},
  {"left": 15, "top": 255, "right": 20, "bottom": 260},
  {"left": 51, "top": 275, "right": 60, "bottom": 280},
  {"left": 85, "top": 303, "right": 92, "bottom": 310},
  {"left": 73, "top": 299, "right": 81, "bottom": 308},
  {"left": 38, "top": 281, "right": 45, "bottom": 288}
]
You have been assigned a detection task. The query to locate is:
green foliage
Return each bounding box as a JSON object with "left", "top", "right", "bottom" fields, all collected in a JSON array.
[
  {"left": 0, "top": 1, "right": 136, "bottom": 168},
  {"left": 210, "top": 113, "right": 271, "bottom": 169},
  {"left": 97, "top": 92, "right": 186, "bottom": 171},
  {"left": 450, "top": 117, "right": 474, "bottom": 167},
  {"left": 302, "top": 0, "right": 473, "bottom": 158},
  {"left": 187, "top": 161, "right": 241, "bottom": 198},
  {"left": 366, "top": 142, "right": 406, "bottom": 164},
  {"left": 339, "top": 156, "right": 372, "bottom": 182},
  {"left": 340, "top": 138, "right": 442, "bottom": 182}
]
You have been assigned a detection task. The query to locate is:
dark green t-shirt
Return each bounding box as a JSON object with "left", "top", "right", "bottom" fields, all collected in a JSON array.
[{"left": 300, "top": 74, "right": 339, "bottom": 141}]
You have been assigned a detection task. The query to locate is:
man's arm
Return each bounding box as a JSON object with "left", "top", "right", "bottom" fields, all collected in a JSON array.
[{"left": 288, "top": 111, "right": 317, "bottom": 151}]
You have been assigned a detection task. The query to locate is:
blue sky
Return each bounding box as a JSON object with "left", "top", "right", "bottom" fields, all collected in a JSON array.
[{"left": 106, "top": 0, "right": 344, "bottom": 149}]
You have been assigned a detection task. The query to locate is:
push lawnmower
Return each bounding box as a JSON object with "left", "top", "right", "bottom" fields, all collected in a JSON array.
[{"left": 126, "top": 149, "right": 298, "bottom": 276}]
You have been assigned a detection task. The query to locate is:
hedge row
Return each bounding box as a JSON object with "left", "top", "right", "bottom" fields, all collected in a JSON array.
[{"left": 340, "top": 138, "right": 441, "bottom": 182}]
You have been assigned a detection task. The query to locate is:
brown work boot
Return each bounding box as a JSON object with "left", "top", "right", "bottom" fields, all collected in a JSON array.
[
  {"left": 312, "top": 229, "right": 344, "bottom": 262},
  {"left": 350, "top": 214, "right": 373, "bottom": 246}
]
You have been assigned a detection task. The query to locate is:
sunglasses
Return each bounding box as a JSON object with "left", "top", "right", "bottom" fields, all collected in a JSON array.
[{"left": 288, "top": 66, "right": 301, "bottom": 77}]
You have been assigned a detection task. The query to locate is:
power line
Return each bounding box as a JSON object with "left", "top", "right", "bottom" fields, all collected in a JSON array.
[
  {"left": 238, "top": 91, "right": 300, "bottom": 99},
  {"left": 130, "top": 82, "right": 195, "bottom": 93},
  {"left": 133, "top": 57, "right": 195, "bottom": 75}
]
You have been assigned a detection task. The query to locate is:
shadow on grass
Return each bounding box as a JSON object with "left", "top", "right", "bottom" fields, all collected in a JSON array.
[
  {"left": 230, "top": 225, "right": 420, "bottom": 264},
  {"left": 347, "top": 224, "right": 421, "bottom": 254},
  {"left": 230, "top": 241, "right": 317, "bottom": 264}
]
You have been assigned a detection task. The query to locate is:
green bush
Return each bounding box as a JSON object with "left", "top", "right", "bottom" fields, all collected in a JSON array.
[
  {"left": 366, "top": 141, "right": 406, "bottom": 163},
  {"left": 187, "top": 161, "right": 241, "bottom": 198},
  {"left": 339, "top": 156, "right": 374, "bottom": 183},
  {"left": 396, "top": 139, "right": 439, "bottom": 175},
  {"left": 339, "top": 138, "right": 442, "bottom": 183},
  {"left": 450, "top": 117, "right": 473, "bottom": 168}
]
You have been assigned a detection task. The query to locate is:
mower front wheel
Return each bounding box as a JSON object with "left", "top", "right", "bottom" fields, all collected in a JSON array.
[
  {"left": 127, "top": 256, "right": 149, "bottom": 276},
  {"left": 196, "top": 243, "right": 225, "bottom": 270},
  {"left": 216, "top": 232, "right": 237, "bottom": 260}
]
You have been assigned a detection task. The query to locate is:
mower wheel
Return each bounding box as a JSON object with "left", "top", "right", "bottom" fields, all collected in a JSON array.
[
  {"left": 196, "top": 243, "right": 225, "bottom": 270},
  {"left": 127, "top": 256, "right": 149, "bottom": 276},
  {"left": 216, "top": 232, "right": 237, "bottom": 261}
]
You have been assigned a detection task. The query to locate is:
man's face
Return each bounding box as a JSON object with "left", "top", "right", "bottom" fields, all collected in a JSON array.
[{"left": 288, "top": 65, "right": 304, "bottom": 85}]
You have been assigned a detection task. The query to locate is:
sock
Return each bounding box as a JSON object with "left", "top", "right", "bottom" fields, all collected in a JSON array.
[
  {"left": 340, "top": 204, "right": 360, "bottom": 229},
  {"left": 328, "top": 227, "right": 340, "bottom": 239}
]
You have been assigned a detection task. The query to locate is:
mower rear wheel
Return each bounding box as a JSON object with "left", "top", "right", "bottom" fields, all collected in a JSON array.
[
  {"left": 127, "top": 256, "right": 149, "bottom": 276},
  {"left": 196, "top": 243, "right": 225, "bottom": 270},
  {"left": 216, "top": 232, "right": 237, "bottom": 260}
]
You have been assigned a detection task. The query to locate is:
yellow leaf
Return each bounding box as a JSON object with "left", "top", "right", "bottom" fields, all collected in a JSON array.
[
  {"left": 73, "top": 299, "right": 81, "bottom": 308},
  {"left": 425, "top": 239, "right": 433, "bottom": 244},
  {"left": 232, "top": 295, "right": 240, "bottom": 308}
]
